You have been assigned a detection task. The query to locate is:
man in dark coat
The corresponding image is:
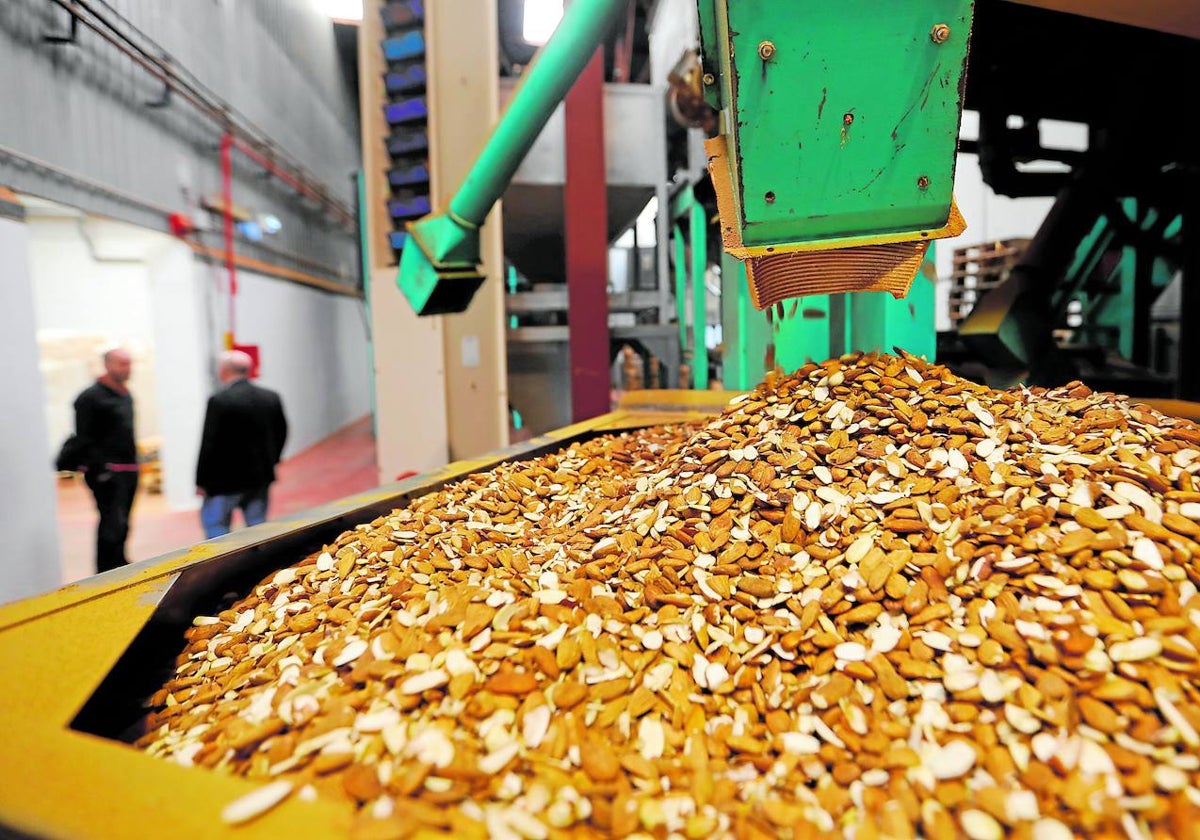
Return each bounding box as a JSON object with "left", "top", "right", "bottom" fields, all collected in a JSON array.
[
  {"left": 196, "top": 350, "right": 288, "bottom": 538},
  {"left": 73, "top": 347, "right": 139, "bottom": 573}
]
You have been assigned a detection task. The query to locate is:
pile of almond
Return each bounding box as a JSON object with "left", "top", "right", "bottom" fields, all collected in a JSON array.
[{"left": 141, "top": 352, "right": 1200, "bottom": 839}]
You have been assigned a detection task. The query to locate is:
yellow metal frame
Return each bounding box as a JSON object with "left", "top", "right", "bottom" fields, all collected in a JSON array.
[{"left": 0, "top": 394, "right": 731, "bottom": 840}]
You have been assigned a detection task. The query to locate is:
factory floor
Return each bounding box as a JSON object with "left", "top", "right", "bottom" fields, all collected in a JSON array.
[{"left": 56, "top": 416, "right": 378, "bottom": 584}]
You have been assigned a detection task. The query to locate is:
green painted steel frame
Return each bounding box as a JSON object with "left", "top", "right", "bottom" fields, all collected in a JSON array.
[
  {"left": 689, "top": 202, "right": 708, "bottom": 390},
  {"left": 1063, "top": 200, "right": 1181, "bottom": 362},
  {"left": 718, "top": 250, "right": 769, "bottom": 389},
  {"left": 670, "top": 186, "right": 709, "bottom": 390}
]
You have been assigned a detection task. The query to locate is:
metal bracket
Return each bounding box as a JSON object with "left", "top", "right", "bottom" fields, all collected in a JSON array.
[
  {"left": 43, "top": 9, "right": 79, "bottom": 44},
  {"left": 144, "top": 56, "right": 172, "bottom": 108}
]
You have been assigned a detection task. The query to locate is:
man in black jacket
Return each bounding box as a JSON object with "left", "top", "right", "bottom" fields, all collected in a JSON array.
[
  {"left": 73, "top": 347, "right": 139, "bottom": 573},
  {"left": 196, "top": 350, "right": 288, "bottom": 538}
]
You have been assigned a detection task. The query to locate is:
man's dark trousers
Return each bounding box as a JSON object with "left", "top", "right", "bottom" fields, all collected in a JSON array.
[{"left": 85, "top": 470, "right": 139, "bottom": 572}]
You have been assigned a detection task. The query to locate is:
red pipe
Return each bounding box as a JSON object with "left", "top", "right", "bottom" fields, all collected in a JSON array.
[
  {"left": 564, "top": 49, "right": 610, "bottom": 422},
  {"left": 220, "top": 131, "right": 237, "bottom": 346}
]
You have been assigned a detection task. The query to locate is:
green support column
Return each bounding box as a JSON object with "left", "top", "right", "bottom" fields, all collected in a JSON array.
[
  {"left": 674, "top": 226, "right": 688, "bottom": 356},
  {"left": 848, "top": 247, "right": 938, "bottom": 360},
  {"left": 719, "top": 250, "right": 768, "bottom": 389},
  {"left": 773, "top": 295, "right": 832, "bottom": 373},
  {"left": 355, "top": 171, "right": 378, "bottom": 435},
  {"left": 690, "top": 202, "right": 708, "bottom": 390},
  {"left": 766, "top": 248, "right": 937, "bottom": 373}
]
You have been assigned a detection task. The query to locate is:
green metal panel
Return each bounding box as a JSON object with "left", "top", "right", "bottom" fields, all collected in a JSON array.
[{"left": 706, "top": 0, "right": 972, "bottom": 248}]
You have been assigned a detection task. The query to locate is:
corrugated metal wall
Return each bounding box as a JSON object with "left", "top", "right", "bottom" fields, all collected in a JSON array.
[{"left": 0, "top": 0, "right": 360, "bottom": 282}]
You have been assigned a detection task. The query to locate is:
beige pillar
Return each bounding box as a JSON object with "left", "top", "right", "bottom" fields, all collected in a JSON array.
[
  {"left": 426, "top": 0, "right": 509, "bottom": 461},
  {"left": 359, "top": 0, "right": 449, "bottom": 482}
]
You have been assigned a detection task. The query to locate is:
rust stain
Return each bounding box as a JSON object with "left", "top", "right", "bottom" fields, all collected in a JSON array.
[{"left": 890, "top": 63, "right": 941, "bottom": 142}]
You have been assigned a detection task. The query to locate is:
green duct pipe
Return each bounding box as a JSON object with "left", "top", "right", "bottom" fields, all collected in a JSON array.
[
  {"left": 449, "top": 0, "right": 624, "bottom": 225},
  {"left": 398, "top": 0, "right": 627, "bottom": 315}
]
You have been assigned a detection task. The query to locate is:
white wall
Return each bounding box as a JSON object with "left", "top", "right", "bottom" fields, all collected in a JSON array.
[
  {"left": 29, "top": 217, "right": 158, "bottom": 344},
  {"left": 0, "top": 215, "right": 63, "bottom": 604},
  {"left": 234, "top": 270, "right": 372, "bottom": 459},
  {"left": 149, "top": 260, "right": 373, "bottom": 510},
  {"left": 149, "top": 241, "right": 214, "bottom": 511},
  {"left": 28, "top": 214, "right": 165, "bottom": 456}
]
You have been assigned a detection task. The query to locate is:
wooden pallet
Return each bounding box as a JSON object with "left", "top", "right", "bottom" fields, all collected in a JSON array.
[
  {"left": 138, "top": 437, "right": 162, "bottom": 495},
  {"left": 948, "top": 238, "right": 1029, "bottom": 329}
]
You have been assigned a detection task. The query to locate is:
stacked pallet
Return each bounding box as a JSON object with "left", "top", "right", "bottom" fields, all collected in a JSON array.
[
  {"left": 137, "top": 437, "right": 162, "bottom": 494},
  {"left": 948, "top": 239, "right": 1029, "bottom": 329}
]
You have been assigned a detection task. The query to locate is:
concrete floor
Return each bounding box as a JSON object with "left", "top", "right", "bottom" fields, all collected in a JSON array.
[{"left": 57, "top": 416, "right": 377, "bottom": 584}]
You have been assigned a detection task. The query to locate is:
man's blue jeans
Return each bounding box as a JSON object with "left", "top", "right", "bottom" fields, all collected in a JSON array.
[{"left": 201, "top": 486, "right": 270, "bottom": 539}]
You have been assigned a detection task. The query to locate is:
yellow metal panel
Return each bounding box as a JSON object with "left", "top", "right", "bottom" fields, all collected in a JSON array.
[
  {"left": 617, "top": 388, "right": 744, "bottom": 412},
  {"left": 1142, "top": 399, "right": 1200, "bottom": 423}
]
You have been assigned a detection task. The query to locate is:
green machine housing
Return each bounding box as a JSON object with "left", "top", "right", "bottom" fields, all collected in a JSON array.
[{"left": 697, "top": 0, "right": 972, "bottom": 310}]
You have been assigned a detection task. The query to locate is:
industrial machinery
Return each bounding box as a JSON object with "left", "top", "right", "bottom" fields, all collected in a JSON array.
[
  {"left": 399, "top": 0, "right": 1200, "bottom": 405},
  {"left": 398, "top": 0, "right": 975, "bottom": 317},
  {"left": 946, "top": 1, "right": 1199, "bottom": 397},
  {"left": 3, "top": 2, "right": 1200, "bottom": 837}
]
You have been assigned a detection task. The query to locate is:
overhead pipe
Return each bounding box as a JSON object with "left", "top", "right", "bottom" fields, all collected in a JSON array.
[
  {"left": 221, "top": 132, "right": 238, "bottom": 348},
  {"left": 0, "top": 143, "right": 175, "bottom": 217},
  {"left": 44, "top": 0, "right": 353, "bottom": 229},
  {"left": 449, "top": 0, "right": 624, "bottom": 226},
  {"left": 231, "top": 137, "right": 315, "bottom": 209},
  {"left": 1, "top": 143, "right": 350, "bottom": 289}
]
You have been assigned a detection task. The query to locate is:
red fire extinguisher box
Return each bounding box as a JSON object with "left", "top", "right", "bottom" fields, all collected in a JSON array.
[{"left": 232, "top": 344, "right": 261, "bottom": 379}]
